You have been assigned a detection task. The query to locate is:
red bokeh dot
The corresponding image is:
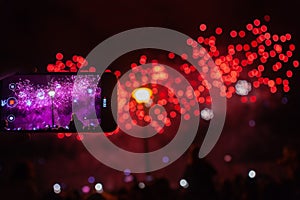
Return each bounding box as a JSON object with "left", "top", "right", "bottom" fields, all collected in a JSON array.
[
  {"left": 270, "top": 50, "right": 276, "bottom": 57},
  {"left": 246, "top": 24, "right": 253, "bottom": 31},
  {"left": 199, "top": 24, "right": 207, "bottom": 31},
  {"left": 181, "top": 53, "right": 188, "bottom": 60},
  {"left": 286, "top": 70, "right": 293, "bottom": 77},
  {"left": 114, "top": 70, "right": 121, "bottom": 78},
  {"left": 230, "top": 30, "right": 237, "bottom": 38},
  {"left": 260, "top": 25, "right": 267, "bottom": 32},
  {"left": 293, "top": 60, "right": 299, "bottom": 68},
  {"left": 89, "top": 66, "right": 96, "bottom": 72},
  {"left": 250, "top": 96, "right": 257, "bottom": 103},
  {"left": 239, "top": 30, "right": 246, "bottom": 38},
  {"left": 283, "top": 86, "right": 290, "bottom": 92},
  {"left": 264, "top": 15, "right": 271, "bottom": 22},
  {"left": 243, "top": 44, "right": 250, "bottom": 51},
  {"left": 275, "top": 78, "right": 282, "bottom": 85},
  {"left": 272, "top": 34, "right": 279, "bottom": 42},
  {"left": 56, "top": 53, "right": 63, "bottom": 60},
  {"left": 47, "top": 64, "right": 55, "bottom": 72},
  {"left": 258, "top": 65, "right": 264, "bottom": 71},
  {"left": 270, "top": 86, "right": 277, "bottom": 93},
  {"left": 285, "top": 33, "right": 292, "bottom": 40},
  {"left": 254, "top": 19, "right": 260, "bottom": 26},
  {"left": 216, "top": 27, "right": 223, "bottom": 35},
  {"left": 252, "top": 28, "right": 260, "bottom": 35},
  {"left": 251, "top": 40, "right": 258, "bottom": 48},
  {"left": 280, "top": 35, "right": 287, "bottom": 43},
  {"left": 57, "top": 133, "right": 64, "bottom": 139},
  {"left": 236, "top": 44, "right": 243, "bottom": 51},
  {"left": 289, "top": 44, "right": 296, "bottom": 51},
  {"left": 265, "top": 39, "right": 272, "bottom": 46},
  {"left": 168, "top": 52, "right": 175, "bottom": 59},
  {"left": 241, "top": 97, "right": 248, "bottom": 103}
]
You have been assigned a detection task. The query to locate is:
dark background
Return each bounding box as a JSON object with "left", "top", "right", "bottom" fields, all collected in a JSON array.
[{"left": 0, "top": 0, "right": 299, "bottom": 198}]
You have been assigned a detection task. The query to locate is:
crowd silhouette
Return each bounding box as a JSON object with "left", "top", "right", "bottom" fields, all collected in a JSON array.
[{"left": 0, "top": 144, "right": 299, "bottom": 200}]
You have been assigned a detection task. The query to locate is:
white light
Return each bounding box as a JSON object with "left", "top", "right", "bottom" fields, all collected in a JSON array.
[
  {"left": 200, "top": 108, "right": 214, "bottom": 120},
  {"left": 138, "top": 182, "right": 145, "bottom": 189},
  {"left": 95, "top": 183, "right": 103, "bottom": 193},
  {"left": 132, "top": 88, "right": 152, "bottom": 104},
  {"left": 53, "top": 183, "right": 61, "bottom": 194},
  {"left": 26, "top": 100, "right": 32, "bottom": 106},
  {"left": 48, "top": 90, "right": 55, "bottom": 97},
  {"left": 248, "top": 170, "right": 256, "bottom": 178},
  {"left": 87, "top": 88, "right": 93, "bottom": 94},
  {"left": 235, "top": 80, "right": 252, "bottom": 96},
  {"left": 37, "top": 90, "right": 45, "bottom": 100},
  {"left": 179, "top": 179, "right": 189, "bottom": 188}
]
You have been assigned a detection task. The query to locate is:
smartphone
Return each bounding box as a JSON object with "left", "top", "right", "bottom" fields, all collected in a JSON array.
[{"left": 0, "top": 72, "right": 117, "bottom": 133}]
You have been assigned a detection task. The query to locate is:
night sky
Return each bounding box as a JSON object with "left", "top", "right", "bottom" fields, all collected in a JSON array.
[{"left": 0, "top": 0, "right": 300, "bottom": 195}]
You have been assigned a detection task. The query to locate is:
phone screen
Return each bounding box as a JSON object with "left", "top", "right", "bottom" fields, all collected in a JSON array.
[{"left": 0, "top": 73, "right": 117, "bottom": 132}]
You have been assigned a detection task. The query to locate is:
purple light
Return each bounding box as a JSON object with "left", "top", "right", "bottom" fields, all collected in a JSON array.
[
  {"left": 249, "top": 120, "right": 256, "bottom": 127},
  {"left": 81, "top": 185, "right": 90, "bottom": 194},
  {"left": 162, "top": 156, "right": 170, "bottom": 163},
  {"left": 2, "top": 75, "right": 101, "bottom": 130},
  {"left": 88, "top": 176, "right": 95, "bottom": 184}
]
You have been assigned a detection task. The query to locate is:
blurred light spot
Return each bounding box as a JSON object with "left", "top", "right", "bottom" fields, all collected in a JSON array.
[
  {"left": 53, "top": 183, "right": 61, "bottom": 194},
  {"left": 95, "top": 183, "right": 103, "bottom": 193},
  {"left": 162, "top": 156, "right": 170, "bottom": 163},
  {"left": 224, "top": 154, "right": 232, "bottom": 162},
  {"left": 249, "top": 120, "right": 256, "bottom": 127},
  {"left": 248, "top": 170, "right": 256, "bottom": 178},
  {"left": 201, "top": 108, "right": 214, "bottom": 120},
  {"left": 124, "top": 175, "right": 134, "bottom": 183},
  {"left": 235, "top": 80, "right": 252, "bottom": 96},
  {"left": 124, "top": 169, "right": 131, "bottom": 176},
  {"left": 138, "top": 182, "right": 146, "bottom": 189},
  {"left": 132, "top": 88, "right": 152, "bottom": 104},
  {"left": 281, "top": 97, "right": 288, "bottom": 104},
  {"left": 199, "top": 24, "right": 207, "bottom": 31},
  {"left": 88, "top": 176, "right": 95, "bottom": 184},
  {"left": 82, "top": 185, "right": 90, "bottom": 194},
  {"left": 179, "top": 179, "right": 189, "bottom": 188}
]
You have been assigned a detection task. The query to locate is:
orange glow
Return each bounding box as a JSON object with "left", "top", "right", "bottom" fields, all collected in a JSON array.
[{"left": 268, "top": 80, "right": 275, "bottom": 87}]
